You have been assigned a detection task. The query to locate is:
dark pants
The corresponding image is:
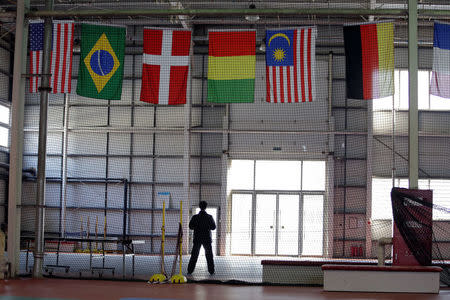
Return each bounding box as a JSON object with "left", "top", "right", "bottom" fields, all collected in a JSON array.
[{"left": 187, "top": 241, "right": 214, "bottom": 274}]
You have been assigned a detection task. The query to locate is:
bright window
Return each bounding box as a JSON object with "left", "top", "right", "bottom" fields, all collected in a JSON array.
[
  {"left": 302, "top": 161, "right": 326, "bottom": 190},
  {"left": 228, "top": 160, "right": 254, "bottom": 190},
  {"left": 371, "top": 177, "right": 450, "bottom": 220},
  {"left": 229, "top": 160, "right": 326, "bottom": 256},
  {"left": 0, "top": 104, "right": 10, "bottom": 148},
  {"left": 255, "top": 160, "right": 302, "bottom": 190},
  {"left": 373, "top": 70, "right": 450, "bottom": 111}
]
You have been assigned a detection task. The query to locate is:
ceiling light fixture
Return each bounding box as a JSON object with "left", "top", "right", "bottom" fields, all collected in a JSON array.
[{"left": 245, "top": 3, "right": 260, "bottom": 22}]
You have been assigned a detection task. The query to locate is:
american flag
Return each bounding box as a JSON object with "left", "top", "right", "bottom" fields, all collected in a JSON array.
[
  {"left": 50, "top": 20, "right": 75, "bottom": 94},
  {"left": 29, "top": 20, "right": 74, "bottom": 93},
  {"left": 265, "top": 27, "right": 317, "bottom": 103},
  {"left": 29, "top": 20, "right": 44, "bottom": 93}
]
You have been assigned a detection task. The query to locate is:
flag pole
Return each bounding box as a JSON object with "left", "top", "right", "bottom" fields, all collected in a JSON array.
[{"left": 33, "top": 0, "right": 54, "bottom": 279}]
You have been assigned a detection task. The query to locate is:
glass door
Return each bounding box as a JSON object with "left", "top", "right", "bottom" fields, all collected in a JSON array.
[
  {"left": 278, "top": 194, "right": 299, "bottom": 255},
  {"left": 302, "top": 194, "right": 324, "bottom": 256},
  {"left": 255, "top": 194, "right": 276, "bottom": 255},
  {"left": 231, "top": 193, "right": 252, "bottom": 255}
]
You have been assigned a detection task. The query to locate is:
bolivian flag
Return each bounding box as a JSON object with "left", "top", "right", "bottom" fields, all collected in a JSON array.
[
  {"left": 207, "top": 30, "right": 256, "bottom": 103},
  {"left": 344, "top": 22, "right": 394, "bottom": 100}
]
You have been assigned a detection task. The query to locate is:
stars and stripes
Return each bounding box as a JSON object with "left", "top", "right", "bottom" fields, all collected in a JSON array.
[
  {"left": 50, "top": 20, "right": 75, "bottom": 94},
  {"left": 28, "top": 20, "right": 74, "bottom": 94},
  {"left": 29, "top": 20, "right": 44, "bottom": 93}
]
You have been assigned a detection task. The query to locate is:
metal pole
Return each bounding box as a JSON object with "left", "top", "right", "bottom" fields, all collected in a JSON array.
[
  {"left": 122, "top": 179, "right": 128, "bottom": 279},
  {"left": 61, "top": 94, "right": 70, "bottom": 237},
  {"left": 408, "top": 0, "right": 419, "bottom": 189},
  {"left": 182, "top": 30, "right": 193, "bottom": 254},
  {"left": 33, "top": 0, "right": 54, "bottom": 278},
  {"left": 8, "top": 0, "right": 29, "bottom": 277},
  {"left": 27, "top": 8, "right": 407, "bottom": 18}
]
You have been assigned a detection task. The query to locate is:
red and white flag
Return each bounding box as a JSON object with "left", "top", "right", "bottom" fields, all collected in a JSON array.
[
  {"left": 265, "top": 27, "right": 317, "bottom": 103},
  {"left": 140, "top": 28, "right": 191, "bottom": 105},
  {"left": 29, "top": 20, "right": 74, "bottom": 93},
  {"left": 50, "top": 20, "right": 75, "bottom": 94},
  {"left": 29, "top": 20, "right": 44, "bottom": 93}
]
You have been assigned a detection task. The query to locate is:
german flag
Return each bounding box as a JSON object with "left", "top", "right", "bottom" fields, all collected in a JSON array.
[{"left": 344, "top": 22, "right": 394, "bottom": 100}]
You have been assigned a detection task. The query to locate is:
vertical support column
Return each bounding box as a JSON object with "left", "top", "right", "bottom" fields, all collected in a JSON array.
[
  {"left": 8, "top": 0, "right": 30, "bottom": 277},
  {"left": 324, "top": 51, "right": 334, "bottom": 258},
  {"left": 218, "top": 104, "right": 229, "bottom": 256},
  {"left": 366, "top": 98, "right": 374, "bottom": 257},
  {"left": 365, "top": 0, "right": 375, "bottom": 258},
  {"left": 33, "top": 0, "right": 54, "bottom": 278},
  {"left": 408, "top": 0, "right": 419, "bottom": 189},
  {"left": 182, "top": 32, "right": 193, "bottom": 254},
  {"left": 60, "top": 94, "right": 70, "bottom": 237}
]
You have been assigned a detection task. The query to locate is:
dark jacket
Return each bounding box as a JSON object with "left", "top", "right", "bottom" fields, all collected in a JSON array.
[{"left": 189, "top": 210, "right": 216, "bottom": 243}]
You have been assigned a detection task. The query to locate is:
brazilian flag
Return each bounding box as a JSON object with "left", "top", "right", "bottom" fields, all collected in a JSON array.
[{"left": 77, "top": 23, "right": 126, "bottom": 100}]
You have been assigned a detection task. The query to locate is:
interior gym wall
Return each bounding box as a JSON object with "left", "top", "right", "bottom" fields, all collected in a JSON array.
[{"left": 17, "top": 22, "right": 450, "bottom": 259}]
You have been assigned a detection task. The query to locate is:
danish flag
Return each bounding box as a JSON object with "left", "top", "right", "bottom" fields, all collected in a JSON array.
[{"left": 140, "top": 28, "right": 191, "bottom": 105}]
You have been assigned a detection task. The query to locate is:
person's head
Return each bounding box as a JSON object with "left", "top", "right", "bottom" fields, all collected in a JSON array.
[{"left": 199, "top": 201, "right": 207, "bottom": 211}]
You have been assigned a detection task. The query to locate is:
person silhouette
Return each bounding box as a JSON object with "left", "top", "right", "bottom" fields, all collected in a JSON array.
[{"left": 187, "top": 201, "right": 216, "bottom": 275}]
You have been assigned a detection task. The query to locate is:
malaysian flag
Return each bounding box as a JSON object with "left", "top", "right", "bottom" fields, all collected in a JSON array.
[
  {"left": 265, "top": 27, "right": 317, "bottom": 103},
  {"left": 29, "top": 20, "right": 44, "bottom": 93},
  {"left": 50, "top": 20, "right": 75, "bottom": 94},
  {"left": 140, "top": 28, "right": 191, "bottom": 105},
  {"left": 29, "top": 20, "right": 74, "bottom": 94}
]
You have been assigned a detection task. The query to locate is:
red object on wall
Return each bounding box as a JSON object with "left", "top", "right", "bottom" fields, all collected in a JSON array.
[{"left": 392, "top": 188, "right": 433, "bottom": 266}]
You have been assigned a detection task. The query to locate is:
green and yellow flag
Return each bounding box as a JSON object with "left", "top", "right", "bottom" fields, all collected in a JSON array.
[
  {"left": 207, "top": 30, "right": 256, "bottom": 103},
  {"left": 77, "top": 23, "right": 126, "bottom": 100}
]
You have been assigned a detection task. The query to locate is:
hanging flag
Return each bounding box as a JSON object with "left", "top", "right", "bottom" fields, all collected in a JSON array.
[
  {"left": 140, "top": 28, "right": 191, "bottom": 105},
  {"left": 265, "top": 27, "right": 317, "bottom": 103},
  {"left": 430, "top": 22, "right": 450, "bottom": 99},
  {"left": 76, "top": 23, "right": 126, "bottom": 100},
  {"left": 207, "top": 30, "right": 255, "bottom": 103},
  {"left": 344, "top": 22, "right": 394, "bottom": 100},
  {"left": 29, "top": 20, "right": 44, "bottom": 93},
  {"left": 50, "top": 20, "right": 75, "bottom": 94}
]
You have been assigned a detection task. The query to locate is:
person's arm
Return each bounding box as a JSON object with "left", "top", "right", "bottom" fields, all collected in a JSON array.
[
  {"left": 189, "top": 215, "right": 197, "bottom": 230},
  {"left": 209, "top": 215, "right": 216, "bottom": 230}
]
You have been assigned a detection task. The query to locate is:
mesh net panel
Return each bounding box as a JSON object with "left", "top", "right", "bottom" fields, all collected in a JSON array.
[{"left": 7, "top": 0, "right": 448, "bottom": 287}]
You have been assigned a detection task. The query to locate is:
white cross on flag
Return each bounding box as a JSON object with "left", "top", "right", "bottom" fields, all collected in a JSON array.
[{"left": 140, "top": 28, "right": 191, "bottom": 105}]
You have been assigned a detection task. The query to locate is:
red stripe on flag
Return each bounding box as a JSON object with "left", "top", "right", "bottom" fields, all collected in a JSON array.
[
  {"left": 287, "top": 66, "right": 292, "bottom": 103},
  {"left": 300, "top": 29, "right": 306, "bottom": 102},
  {"left": 293, "top": 30, "right": 299, "bottom": 103},
  {"left": 171, "top": 30, "right": 191, "bottom": 56},
  {"left": 140, "top": 64, "right": 161, "bottom": 104},
  {"left": 307, "top": 28, "right": 313, "bottom": 102},
  {"left": 29, "top": 52, "right": 33, "bottom": 93},
  {"left": 36, "top": 52, "right": 40, "bottom": 92},
  {"left": 53, "top": 23, "right": 62, "bottom": 94},
  {"left": 60, "top": 23, "right": 69, "bottom": 93},
  {"left": 272, "top": 67, "right": 277, "bottom": 103},
  {"left": 209, "top": 31, "right": 255, "bottom": 57},
  {"left": 68, "top": 23, "right": 74, "bottom": 93},
  {"left": 144, "top": 29, "right": 163, "bottom": 55},
  {"left": 168, "top": 66, "right": 189, "bottom": 105},
  {"left": 266, "top": 67, "right": 271, "bottom": 103},
  {"left": 279, "top": 66, "right": 285, "bottom": 103},
  {"left": 361, "top": 24, "right": 379, "bottom": 100}
]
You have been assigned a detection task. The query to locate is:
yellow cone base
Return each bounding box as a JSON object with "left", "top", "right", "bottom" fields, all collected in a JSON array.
[
  {"left": 148, "top": 273, "right": 167, "bottom": 283},
  {"left": 170, "top": 274, "right": 187, "bottom": 284}
]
